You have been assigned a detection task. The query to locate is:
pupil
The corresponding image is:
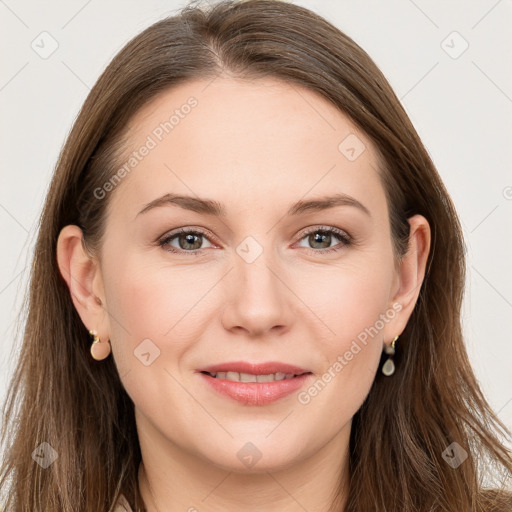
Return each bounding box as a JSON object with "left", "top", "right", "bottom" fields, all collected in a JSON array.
[
  {"left": 311, "top": 231, "right": 330, "bottom": 249},
  {"left": 181, "top": 233, "right": 201, "bottom": 250}
]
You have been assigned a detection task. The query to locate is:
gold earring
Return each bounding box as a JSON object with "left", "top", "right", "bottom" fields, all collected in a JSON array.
[
  {"left": 89, "top": 330, "right": 111, "bottom": 361},
  {"left": 382, "top": 335, "right": 399, "bottom": 376}
]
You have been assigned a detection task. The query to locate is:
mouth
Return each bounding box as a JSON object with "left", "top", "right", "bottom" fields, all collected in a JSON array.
[
  {"left": 196, "top": 361, "right": 313, "bottom": 405},
  {"left": 200, "top": 371, "right": 308, "bottom": 382},
  {"left": 196, "top": 361, "right": 311, "bottom": 380}
]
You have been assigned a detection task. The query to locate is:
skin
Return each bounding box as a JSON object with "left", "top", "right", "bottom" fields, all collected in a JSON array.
[{"left": 57, "top": 76, "right": 430, "bottom": 512}]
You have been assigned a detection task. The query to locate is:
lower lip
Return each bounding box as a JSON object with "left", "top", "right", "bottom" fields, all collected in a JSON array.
[{"left": 199, "top": 372, "right": 313, "bottom": 406}]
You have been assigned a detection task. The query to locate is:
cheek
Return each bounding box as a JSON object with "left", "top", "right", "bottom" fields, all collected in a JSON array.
[
  {"left": 292, "top": 258, "right": 392, "bottom": 407},
  {"left": 293, "top": 256, "right": 393, "bottom": 343},
  {"left": 101, "top": 253, "right": 218, "bottom": 370},
  {"left": 104, "top": 260, "right": 173, "bottom": 336},
  {"left": 101, "top": 255, "right": 211, "bottom": 423}
]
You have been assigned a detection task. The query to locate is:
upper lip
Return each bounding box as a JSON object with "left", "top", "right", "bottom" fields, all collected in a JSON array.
[{"left": 197, "top": 361, "right": 311, "bottom": 376}]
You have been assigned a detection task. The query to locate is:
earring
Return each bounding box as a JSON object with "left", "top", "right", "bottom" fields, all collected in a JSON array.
[
  {"left": 382, "top": 335, "right": 399, "bottom": 376},
  {"left": 89, "top": 330, "right": 111, "bottom": 361}
]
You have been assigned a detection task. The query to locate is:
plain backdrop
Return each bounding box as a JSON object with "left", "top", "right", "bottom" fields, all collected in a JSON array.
[{"left": 0, "top": 0, "right": 511, "bottom": 434}]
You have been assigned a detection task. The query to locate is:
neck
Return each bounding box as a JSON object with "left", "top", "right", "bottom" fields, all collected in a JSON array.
[{"left": 137, "top": 416, "right": 351, "bottom": 512}]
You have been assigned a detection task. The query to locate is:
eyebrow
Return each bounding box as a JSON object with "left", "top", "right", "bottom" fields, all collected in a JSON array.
[{"left": 136, "top": 192, "right": 371, "bottom": 218}]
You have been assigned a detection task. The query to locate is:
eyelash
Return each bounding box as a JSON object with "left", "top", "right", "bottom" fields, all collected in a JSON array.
[{"left": 158, "top": 226, "right": 352, "bottom": 256}]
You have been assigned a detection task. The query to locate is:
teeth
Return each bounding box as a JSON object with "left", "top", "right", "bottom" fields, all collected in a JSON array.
[
  {"left": 240, "top": 372, "right": 257, "bottom": 382},
  {"left": 256, "top": 374, "right": 275, "bottom": 382},
  {"left": 208, "top": 371, "right": 299, "bottom": 382}
]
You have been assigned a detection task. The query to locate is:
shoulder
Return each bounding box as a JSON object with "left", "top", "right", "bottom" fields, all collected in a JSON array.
[{"left": 114, "top": 494, "right": 133, "bottom": 512}]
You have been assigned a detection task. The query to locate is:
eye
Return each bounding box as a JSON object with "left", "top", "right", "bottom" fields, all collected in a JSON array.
[
  {"left": 295, "top": 226, "right": 352, "bottom": 254},
  {"left": 158, "top": 226, "right": 352, "bottom": 256},
  {"left": 158, "top": 228, "right": 215, "bottom": 254}
]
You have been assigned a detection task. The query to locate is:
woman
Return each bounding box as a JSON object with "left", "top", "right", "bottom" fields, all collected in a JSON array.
[{"left": 1, "top": 0, "right": 511, "bottom": 510}]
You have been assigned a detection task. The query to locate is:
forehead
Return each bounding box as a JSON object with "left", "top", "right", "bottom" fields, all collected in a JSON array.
[{"left": 109, "top": 77, "right": 386, "bottom": 221}]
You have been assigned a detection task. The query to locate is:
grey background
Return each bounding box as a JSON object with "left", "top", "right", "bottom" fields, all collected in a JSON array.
[{"left": 1, "top": 0, "right": 511, "bottom": 433}]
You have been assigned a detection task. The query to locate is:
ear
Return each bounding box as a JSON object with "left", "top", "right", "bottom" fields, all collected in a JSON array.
[
  {"left": 56, "top": 225, "right": 110, "bottom": 342},
  {"left": 383, "top": 214, "right": 431, "bottom": 346}
]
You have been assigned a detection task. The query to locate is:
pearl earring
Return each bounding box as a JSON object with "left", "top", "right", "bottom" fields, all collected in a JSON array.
[{"left": 382, "top": 335, "right": 399, "bottom": 376}]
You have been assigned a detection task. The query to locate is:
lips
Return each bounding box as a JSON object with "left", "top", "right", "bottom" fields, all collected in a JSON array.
[
  {"left": 197, "top": 361, "right": 310, "bottom": 376},
  {"left": 196, "top": 361, "right": 313, "bottom": 406}
]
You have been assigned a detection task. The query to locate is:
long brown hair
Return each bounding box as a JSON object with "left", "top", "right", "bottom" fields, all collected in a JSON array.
[{"left": 1, "top": 1, "right": 511, "bottom": 510}]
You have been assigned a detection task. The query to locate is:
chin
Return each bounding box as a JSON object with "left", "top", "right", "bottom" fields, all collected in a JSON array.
[{"left": 199, "top": 439, "right": 308, "bottom": 474}]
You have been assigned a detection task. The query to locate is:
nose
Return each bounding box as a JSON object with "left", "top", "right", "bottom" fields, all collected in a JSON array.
[{"left": 221, "top": 249, "right": 295, "bottom": 338}]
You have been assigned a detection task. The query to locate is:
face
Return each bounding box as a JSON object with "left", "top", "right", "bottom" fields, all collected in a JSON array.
[{"left": 83, "top": 77, "right": 415, "bottom": 472}]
